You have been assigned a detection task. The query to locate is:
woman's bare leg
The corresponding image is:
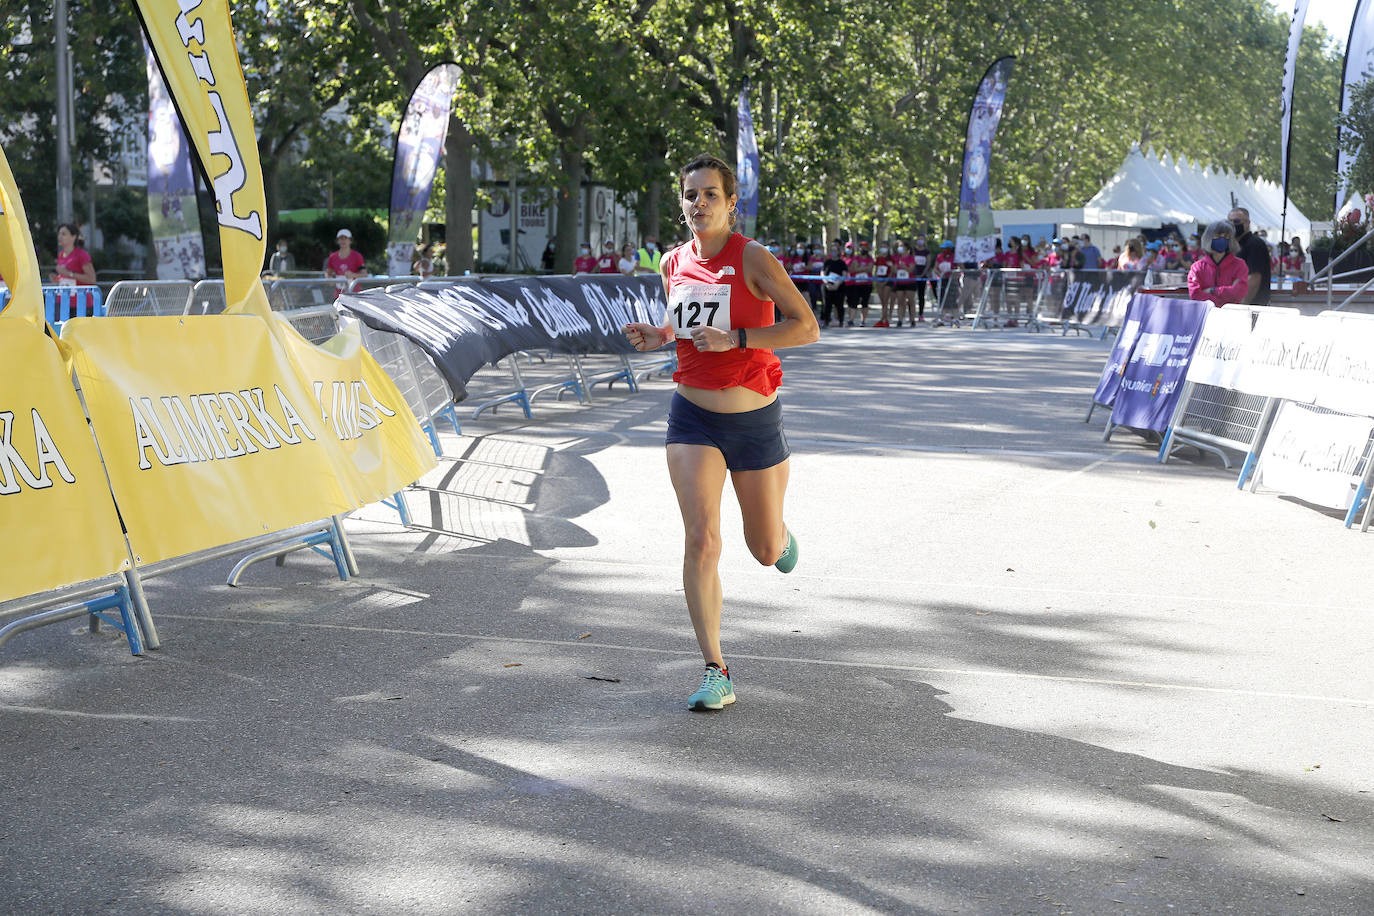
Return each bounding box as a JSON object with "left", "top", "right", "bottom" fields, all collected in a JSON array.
[
  {"left": 731, "top": 458, "right": 790, "bottom": 566},
  {"left": 667, "top": 443, "right": 729, "bottom": 666}
]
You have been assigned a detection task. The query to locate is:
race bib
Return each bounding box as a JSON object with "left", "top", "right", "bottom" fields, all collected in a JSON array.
[
  {"left": 668, "top": 283, "right": 732, "bottom": 338},
  {"left": 876, "top": 265, "right": 889, "bottom": 276},
  {"left": 855, "top": 272, "right": 870, "bottom": 281},
  {"left": 896, "top": 269, "right": 910, "bottom": 279},
  {"left": 914, "top": 255, "right": 928, "bottom": 266}
]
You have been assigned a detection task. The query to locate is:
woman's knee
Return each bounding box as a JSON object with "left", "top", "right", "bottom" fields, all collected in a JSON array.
[
  {"left": 744, "top": 528, "right": 784, "bottom": 566},
  {"left": 683, "top": 525, "right": 722, "bottom": 567}
]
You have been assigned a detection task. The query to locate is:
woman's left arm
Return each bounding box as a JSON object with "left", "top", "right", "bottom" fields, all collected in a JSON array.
[
  {"left": 739, "top": 241, "right": 819, "bottom": 349},
  {"left": 691, "top": 242, "right": 819, "bottom": 352},
  {"left": 72, "top": 252, "right": 97, "bottom": 285}
]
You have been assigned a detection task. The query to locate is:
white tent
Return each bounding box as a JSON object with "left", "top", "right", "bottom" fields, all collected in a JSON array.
[{"left": 1086, "top": 145, "right": 1311, "bottom": 245}]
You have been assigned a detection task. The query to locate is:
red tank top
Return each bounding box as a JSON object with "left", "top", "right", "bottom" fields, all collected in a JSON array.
[{"left": 664, "top": 233, "right": 783, "bottom": 396}]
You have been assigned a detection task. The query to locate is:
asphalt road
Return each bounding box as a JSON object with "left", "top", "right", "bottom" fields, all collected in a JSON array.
[{"left": 3, "top": 325, "right": 1371, "bottom": 915}]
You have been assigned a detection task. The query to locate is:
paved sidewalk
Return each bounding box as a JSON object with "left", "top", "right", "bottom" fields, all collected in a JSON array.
[{"left": 3, "top": 326, "right": 1372, "bottom": 914}]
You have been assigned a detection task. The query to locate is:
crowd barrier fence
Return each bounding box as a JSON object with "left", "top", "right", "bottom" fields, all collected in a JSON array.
[
  {"left": 188, "top": 279, "right": 228, "bottom": 315},
  {"left": 5, "top": 276, "right": 682, "bottom": 658},
  {"left": 104, "top": 280, "right": 194, "bottom": 317},
  {"left": 1158, "top": 305, "right": 1300, "bottom": 482}
]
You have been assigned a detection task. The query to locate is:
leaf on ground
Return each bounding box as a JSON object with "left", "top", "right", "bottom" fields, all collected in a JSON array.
[
  {"left": 582, "top": 675, "right": 621, "bottom": 683},
  {"left": 1321, "top": 813, "right": 1344, "bottom": 822},
  {"left": 385, "top": 696, "right": 404, "bottom": 701},
  {"left": 1005, "top": 567, "right": 1015, "bottom": 572},
  {"left": 503, "top": 663, "right": 522, "bottom": 668},
  {"left": 577, "top": 632, "right": 591, "bottom": 639},
  {"left": 1148, "top": 520, "right": 1157, "bottom": 529}
]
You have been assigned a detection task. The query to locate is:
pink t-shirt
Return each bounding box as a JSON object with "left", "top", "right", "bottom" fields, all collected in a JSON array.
[
  {"left": 327, "top": 250, "right": 365, "bottom": 277},
  {"left": 55, "top": 247, "right": 92, "bottom": 282}
]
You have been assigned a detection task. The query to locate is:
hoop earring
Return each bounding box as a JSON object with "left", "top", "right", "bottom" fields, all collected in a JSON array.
[{"left": 678, "top": 212, "right": 687, "bottom": 225}]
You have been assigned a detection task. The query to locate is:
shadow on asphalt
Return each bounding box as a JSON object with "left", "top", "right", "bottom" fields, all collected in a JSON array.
[{"left": 3, "top": 334, "right": 1370, "bottom": 912}]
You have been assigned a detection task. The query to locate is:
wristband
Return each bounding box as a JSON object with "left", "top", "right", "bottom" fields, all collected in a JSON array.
[{"left": 737, "top": 327, "right": 747, "bottom": 349}]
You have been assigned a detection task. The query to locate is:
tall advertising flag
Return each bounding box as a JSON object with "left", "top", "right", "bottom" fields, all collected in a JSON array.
[
  {"left": 1280, "top": 0, "right": 1309, "bottom": 232},
  {"left": 134, "top": 0, "right": 266, "bottom": 313},
  {"left": 955, "top": 56, "right": 1015, "bottom": 265},
  {"left": 736, "top": 79, "right": 760, "bottom": 240},
  {"left": 387, "top": 63, "right": 460, "bottom": 277},
  {"left": 144, "top": 38, "right": 206, "bottom": 281},
  {"left": 0, "top": 143, "right": 44, "bottom": 329},
  {"left": 1338, "top": 0, "right": 1374, "bottom": 208}
]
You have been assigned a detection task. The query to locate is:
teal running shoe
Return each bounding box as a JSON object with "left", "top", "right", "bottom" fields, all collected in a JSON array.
[
  {"left": 688, "top": 666, "right": 736, "bottom": 711},
  {"left": 774, "top": 528, "right": 798, "bottom": 574}
]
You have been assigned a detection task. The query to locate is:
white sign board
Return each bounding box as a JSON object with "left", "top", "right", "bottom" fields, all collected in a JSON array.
[
  {"left": 1235, "top": 312, "right": 1338, "bottom": 402},
  {"left": 1256, "top": 401, "right": 1372, "bottom": 510}
]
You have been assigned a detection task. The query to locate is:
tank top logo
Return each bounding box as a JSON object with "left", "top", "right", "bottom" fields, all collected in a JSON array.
[{"left": 668, "top": 283, "right": 732, "bottom": 338}]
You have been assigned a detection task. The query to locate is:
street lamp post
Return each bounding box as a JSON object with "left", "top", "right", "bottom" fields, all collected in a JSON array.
[{"left": 54, "top": 0, "right": 74, "bottom": 223}]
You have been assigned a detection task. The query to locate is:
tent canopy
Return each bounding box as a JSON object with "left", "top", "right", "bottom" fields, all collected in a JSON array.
[{"left": 1085, "top": 145, "right": 1310, "bottom": 243}]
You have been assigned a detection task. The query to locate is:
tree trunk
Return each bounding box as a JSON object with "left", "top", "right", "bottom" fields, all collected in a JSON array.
[
  {"left": 824, "top": 184, "right": 840, "bottom": 247},
  {"left": 553, "top": 125, "right": 587, "bottom": 273},
  {"left": 445, "top": 114, "right": 475, "bottom": 274}
]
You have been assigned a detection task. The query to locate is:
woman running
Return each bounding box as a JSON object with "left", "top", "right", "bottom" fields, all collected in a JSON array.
[{"left": 624, "top": 153, "right": 819, "bottom": 711}]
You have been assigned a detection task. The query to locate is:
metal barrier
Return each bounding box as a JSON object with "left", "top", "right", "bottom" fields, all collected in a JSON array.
[
  {"left": 267, "top": 278, "right": 340, "bottom": 311},
  {"left": 104, "top": 280, "right": 194, "bottom": 317},
  {"left": 1158, "top": 305, "right": 1299, "bottom": 480},
  {"left": 187, "top": 279, "right": 227, "bottom": 315},
  {"left": 42, "top": 285, "right": 105, "bottom": 326},
  {"left": 357, "top": 319, "right": 462, "bottom": 458},
  {"left": 0, "top": 572, "right": 148, "bottom": 656},
  {"left": 1031, "top": 269, "right": 1142, "bottom": 337},
  {"left": 349, "top": 276, "right": 421, "bottom": 293},
  {"left": 279, "top": 304, "right": 343, "bottom": 345},
  {"left": 966, "top": 269, "right": 1043, "bottom": 329}
]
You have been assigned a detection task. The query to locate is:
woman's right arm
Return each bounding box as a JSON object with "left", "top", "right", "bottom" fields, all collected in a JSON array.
[
  {"left": 1187, "top": 262, "right": 1213, "bottom": 303},
  {"left": 623, "top": 262, "right": 673, "bottom": 349}
]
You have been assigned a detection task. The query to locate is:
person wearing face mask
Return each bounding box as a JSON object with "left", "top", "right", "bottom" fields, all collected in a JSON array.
[
  {"left": 1228, "top": 207, "right": 1271, "bottom": 305},
  {"left": 1187, "top": 219, "right": 1249, "bottom": 307},
  {"left": 908, "top": 236, "right": 934, "bottom": 323},
  {"left": 637, "top": 235, "right": 663, "bottom": 274},
  {"left": 784, "top": 240, "right": 810, "bottom": 305},
  {"left": 596, "top": 240, "right": 620, "bottom": 273},
  {"left": 573, "top": 242, "right": 597, "bottom": 274},
  {"left": 820, "top": 241, "right": 849, "bottom": 328},
  {"left": 872, "top": 242, "right": 895, "bottom": 327},
  {"left": 891, "top": 241, "right": 917, "bottom": 327},
  {"left": 618, "top": 243, "right": 639, "bottom": 276},
  {"left": 269, "top": 239, "right": 295, "bottom": 275},
  {"left": 846, "top": 240, "right": 875, "bottom": 327}
]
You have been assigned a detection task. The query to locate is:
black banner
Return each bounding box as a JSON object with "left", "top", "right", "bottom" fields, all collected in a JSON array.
[
  {"left": 336, "top": 275, "right": 666, "bottom": 401},
  {"left": 1044, "top": 269, "right": 1142, "bottom": 327}
]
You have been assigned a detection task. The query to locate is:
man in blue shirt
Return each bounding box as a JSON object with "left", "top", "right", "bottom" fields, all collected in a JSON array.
[{"left": 1079, "top": 233, "right": 1102, "bottom": 270}]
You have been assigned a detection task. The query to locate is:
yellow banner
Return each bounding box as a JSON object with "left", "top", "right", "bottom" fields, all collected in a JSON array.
[
  {"left": 0, "top": 324, "right": 130, "bottom": 601},
  {"left": 136, "top": 0, "right": 265, "bottom": 314},
  {"left": 0, "top": 146, "right": 44, "bottom": 329},
  {"left": 271, "top": 317, "right": 437, "bottom": 495},
  {"left": 61, "top": 315, "right": 434, "bottom": 566}
]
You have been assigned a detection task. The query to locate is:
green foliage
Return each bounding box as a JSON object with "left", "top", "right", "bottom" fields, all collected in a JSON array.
[
  {"left": 1338, "top": 76, "right": 1374, "bottom": 207},
  {"left": 0, "top": 0, "right": 1351, "bottom": 269}
]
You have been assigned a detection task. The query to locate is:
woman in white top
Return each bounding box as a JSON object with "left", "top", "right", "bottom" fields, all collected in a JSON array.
[{"left": 618, "top": 243, "right": 638, "bottom": 276}]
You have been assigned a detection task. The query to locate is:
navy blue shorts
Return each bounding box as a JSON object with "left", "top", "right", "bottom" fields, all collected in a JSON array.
[{"left": 666, "top": 393, "right": 790, "bottom": 471}]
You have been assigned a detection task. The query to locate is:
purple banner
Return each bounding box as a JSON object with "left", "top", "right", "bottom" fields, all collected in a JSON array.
[
  {"left": 1092, "top": 294, "right": 1149, "bottom": 407},
  {"left": 1109, "top": 295, "right": 1212, "bottom": 431},
  {"left": 387, "top": 63, "right": 460, "bottom": 276},
  {"left": 736, "top": 80, "right": 760, "bottom": 240},
  {"left": 144, "top": 39, "right": 205, "bottom": 280},
  {"left": 955, "top": 57, "right": 1015, "bottom": 265}
]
